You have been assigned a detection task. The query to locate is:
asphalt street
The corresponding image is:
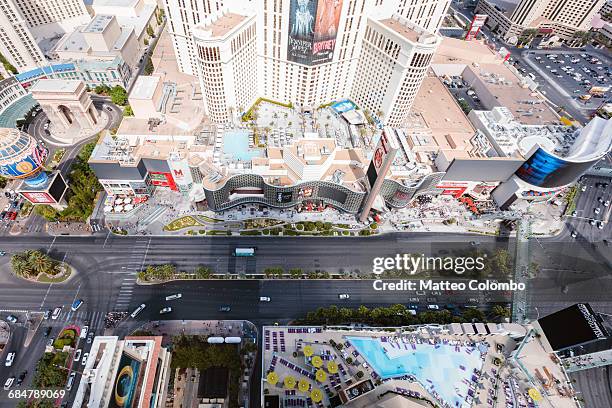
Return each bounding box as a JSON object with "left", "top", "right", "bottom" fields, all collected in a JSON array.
[{"left": 0, "top": 228, "right": 608, "bottom": 406}]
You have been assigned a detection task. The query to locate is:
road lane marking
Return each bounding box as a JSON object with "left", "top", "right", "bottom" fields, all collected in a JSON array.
[{"left": 39, "top": 283, "right": 54, "bottom": 310}]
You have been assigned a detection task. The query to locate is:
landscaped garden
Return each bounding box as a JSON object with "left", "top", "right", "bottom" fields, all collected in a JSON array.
[
  {"left": 164, "top": 216, "right": 205, "bottom": 231},
  {"left": 10, "top": 250, "right": 72, "bottom": 283}
]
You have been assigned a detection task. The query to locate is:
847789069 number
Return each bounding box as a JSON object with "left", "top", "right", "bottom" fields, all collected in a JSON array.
[{"left": 7, "top": 389, "right": 66, "bottom": 399}]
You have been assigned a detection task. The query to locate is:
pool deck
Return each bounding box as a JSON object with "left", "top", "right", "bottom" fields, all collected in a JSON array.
[{"left": 261, "top": 325, "right": 579, "bottom": 408}]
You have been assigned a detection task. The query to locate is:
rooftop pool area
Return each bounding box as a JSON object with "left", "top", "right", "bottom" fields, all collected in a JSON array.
[
  {"left": 347, "top": 336, "right": 485, "bottom": 407},
  {"left": 222, "top": 130, "right": 263, "bottom": 162}
]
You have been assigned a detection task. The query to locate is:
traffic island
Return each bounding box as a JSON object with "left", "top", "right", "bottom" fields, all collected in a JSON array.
[{"left": 9, "top": 249, "right": 75, "bottom": 284}]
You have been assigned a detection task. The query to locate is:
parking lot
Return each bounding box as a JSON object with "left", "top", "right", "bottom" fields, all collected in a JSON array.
[{"left": 523, "top": 51, "right": 611, "bottom": 111}]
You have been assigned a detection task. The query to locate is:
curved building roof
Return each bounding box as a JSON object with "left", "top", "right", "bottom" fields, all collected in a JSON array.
[{"left": 0, "top": 128, "right": 36, "bottom": 164}]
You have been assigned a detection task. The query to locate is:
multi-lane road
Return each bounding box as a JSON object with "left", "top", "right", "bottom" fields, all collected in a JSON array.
[{"left": 0, "top": 229, "right": 609, "bottom": 406}]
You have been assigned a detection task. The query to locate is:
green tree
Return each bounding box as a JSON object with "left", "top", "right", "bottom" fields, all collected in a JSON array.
[
  {"left": 195, "top": 265, "right": 213, "bottom": 279},
  {"left": 492, "top": 305, "right": 511, "bottom": 320},
  {"left": 109, "top": 86, "right": 128, "bottom": 106},
  {"left": 0, "top": 52, "right": 17, "bottom": 74},
  {"left": 146, "top": 24, "right": 154, "bottom": 37},
  {"left": 0, "top": 175, "right": 7, "bottom": 189},
  {"left": 462, "top": 308, "right": 486, "bottom": 322},
  {"left": 123, "top": 105, "right": 134, "bottom": 117},
  {"left": 144, "top": 57, "right": 154, "bottom": 75},
  {"left": 94, "top": 84, "right": 111, "bottom": 95},
  {"left": 289, "top": 268, "right": 302, "bottom": 278}
]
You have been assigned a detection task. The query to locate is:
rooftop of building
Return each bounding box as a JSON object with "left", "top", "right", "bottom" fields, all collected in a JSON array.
[
  {"left": 471, "top": 107, "right": 577, "bottom": 157},
  {"left": 83, "top": 14, "right": 115, "bottom": 33},
  {"left": 91, "top": 0, "right": 140, "bottom": 7},
  {"left": 379, "top": 14, "right": 436, "bottom": 44},
  {"left": 130, "top": 75, "right": 160, "bottom": 100},
  {"left": 410, "top": 75, "right": 476, "bottom": 153},
  {"left": 196, "top": 12, "right": 248, "bottom": 38},
  {"left": 482, "top": 0, "right": 520, "bottom": 18},
  {"left": 29, "top": 79, "right": 82, "bottom": 93},
  {"left": 432, "top": 37, "right": 500, "bottom": 65},
  {"left": 261, "top": 324, "right": 577, "bottom": 408},
  {"left": 93, "top": 0, "right": 157, "bottom": 38},
  {"left": 468, "top": 63, "right": 559, "bottom": 125}
]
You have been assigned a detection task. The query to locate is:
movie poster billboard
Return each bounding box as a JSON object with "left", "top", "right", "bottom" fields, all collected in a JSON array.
[{"left": 287, "top": 0, "right": 343, "bottom": 66}]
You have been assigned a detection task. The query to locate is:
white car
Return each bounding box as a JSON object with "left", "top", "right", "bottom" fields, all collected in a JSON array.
[
  {"left": 427, "top": 304, "right": 440, "bottom": 310},
  {"left": 605, "top": 200, "right": 610, "bottom": 207},
  {"left": 159, "top": 307, "right": 172, "bottom": 314},
  {"left": 80, "top": 325, "right": 89, "bottom": 339},
  {"left": 6, "top": 315, "right": 17, "bottom": 323},
  {"left": 571, "top": 231, "right": 577, "bottom": 238},
  {"left": 595, "top": 208, "right": 601, "bottom": 214},
  {"left": 66, "top": 372, "right": 76, "bottom": 391},
  {"left": 165, "top": 293, "right": 182, "bottom": 301},
  {"left": 51, "top": 307, "right": 62, "bottom": 320},
  {"left": 3, "top": 377, "right": 14, "bottom": 390},
  {"left": 338, "top": 294, "right": 350, "bottom": 300},
  {"left": 5, "top": 352, "right": 15, "bottom": 367},
  {"left": 81, "top": 352, "right": 89, "bottom": 366},
  {"left": 73, "top": 349, "right": 82, "bottom": 362},
  {"left": 259, "top": 296, "right": 271, "bottom": 302}
]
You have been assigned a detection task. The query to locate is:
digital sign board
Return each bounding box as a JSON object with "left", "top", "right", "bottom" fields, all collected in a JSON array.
[
  {"left": 287, "top": 0, "right": 343, "bottom": 66},
  {"left": 276, "top": 191, "right": 293, "bottom": 203}
]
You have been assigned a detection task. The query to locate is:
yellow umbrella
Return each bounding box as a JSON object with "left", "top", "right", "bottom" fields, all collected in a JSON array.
[
  {"left": 311, "top": 388, "right": 323, "bottom": 403},
  {"left": 298, "top": 378, "right": 310, "bottom": 393},
  {"left": 284, "top": 375, "right": 297, "bottom": 389},
  {"left": 266, "top": 372, "right": 279, "bottom": 385},
  {"left": 312, "top": 355, "right": 323, "bottom": 368},
  {"left": 327, "top": 361, "right": 338, "bottom": 374},
  {"left": 303, "top": 345, "right": 314, "bottom": 357},
  {"left": 528, "top": 388, "right": 542, "bottom": 402},
  {"left": 316, "top": 369, "right": 327, "bottom": 383}
]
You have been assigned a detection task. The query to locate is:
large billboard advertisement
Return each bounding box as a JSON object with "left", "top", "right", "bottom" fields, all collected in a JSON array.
[
  {"left": 536, "top": 303, "right": 609, "bottom": 351},
  {"left": 287, "top": 0, "right": 343, "bottom": 66},
  {"left": 21, "top": 192, "right": 56, "bottom": 204},
  {"left": 515, "top": 148, "right": 598, "bottom": 189}
]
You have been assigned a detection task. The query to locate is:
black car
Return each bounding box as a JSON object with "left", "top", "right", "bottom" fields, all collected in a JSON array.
[
  {"left": 0, "top": 211, "right": 6, "bottom": 219},
  {"left": 16, "top": 371, "right": 27, "bottom": 386},
  {"left": 43, "top": 327, "right": 52, "bottom": 337}
]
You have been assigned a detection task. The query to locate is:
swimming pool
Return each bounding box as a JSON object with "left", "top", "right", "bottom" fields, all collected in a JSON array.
[
  {"left": 347, "top": 336, "right": 484, "bottom": 407},
  {"left": 223, "top": 130, "right": 262, "bottom": 161}
]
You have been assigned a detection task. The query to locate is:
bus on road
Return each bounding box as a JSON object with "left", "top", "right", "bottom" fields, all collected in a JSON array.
[{"left": 235, "top": 248, "right": 255, "bottom": 257}]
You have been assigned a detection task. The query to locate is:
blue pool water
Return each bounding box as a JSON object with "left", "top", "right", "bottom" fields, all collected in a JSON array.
[
  {"left": 223, "top": 130, "right": 262, "bottom": 161},
  {"left": 347, "top": 336, "right": 483, "bottom": 407}
]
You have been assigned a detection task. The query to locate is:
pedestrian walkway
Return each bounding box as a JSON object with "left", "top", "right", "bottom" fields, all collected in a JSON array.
[{"left": 114, "top": 238, "right": 150, "bottom": 311}]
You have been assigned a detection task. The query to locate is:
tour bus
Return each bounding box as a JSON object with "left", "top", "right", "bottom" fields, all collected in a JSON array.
[{"left": 235, "top": 247, "right": 255, "bottom": 257}]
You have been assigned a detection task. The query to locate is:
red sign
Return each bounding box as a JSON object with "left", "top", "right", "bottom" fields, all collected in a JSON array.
[
  {"left": 437, "top": 184, "right": 468, "bottom": 198},
  {"left": 466, "top": 14, "right": 487, "bottom": 41},
  {"left": 21, "top": 192, "right": 56, "bottom": 204},
  {"left": 149, "top": 171, "right": 177, "bottom": 191}
]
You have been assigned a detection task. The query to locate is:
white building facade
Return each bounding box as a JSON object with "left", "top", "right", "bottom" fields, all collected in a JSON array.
[
  {"left": 0, "top": 0, "right": 46, "bottom": 72},
  {"left": 351, "top": 14, "right": 440, "bottom": 127},
  {"left": 193, "top": 11, "right": 258, "bottom": 123}
]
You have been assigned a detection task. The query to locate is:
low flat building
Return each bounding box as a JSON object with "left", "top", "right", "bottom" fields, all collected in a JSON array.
[{"left": 91, "top": 0, "right": 160, "bottom": 49}]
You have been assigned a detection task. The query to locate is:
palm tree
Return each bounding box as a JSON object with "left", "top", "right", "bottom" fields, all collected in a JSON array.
[{"left": 29, "top": 250, "right": 56, "bottom": 276}]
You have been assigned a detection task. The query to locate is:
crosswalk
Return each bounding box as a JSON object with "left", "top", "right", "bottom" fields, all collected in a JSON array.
[
  {"left": 114, "top": 238, "right": 150, "bottom": 311},
  {"left": 61, "top": 310, "right": 107, "bottom": 329}
]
